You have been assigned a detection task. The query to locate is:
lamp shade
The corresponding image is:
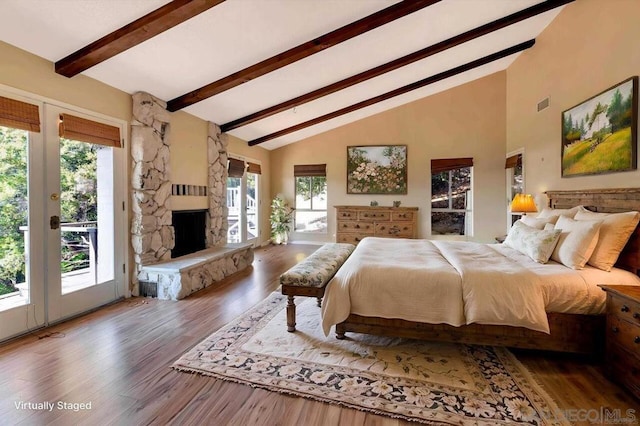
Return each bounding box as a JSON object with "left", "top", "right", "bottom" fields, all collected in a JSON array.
[{"left": 510, "top": 193, "right": 537, "bottom": 214}]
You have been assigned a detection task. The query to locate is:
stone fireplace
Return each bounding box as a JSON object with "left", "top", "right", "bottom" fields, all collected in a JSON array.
[{"left": 130, "top": 92, "right": 253, "bottom": 300}]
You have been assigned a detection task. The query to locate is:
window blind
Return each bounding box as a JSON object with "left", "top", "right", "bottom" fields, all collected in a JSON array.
[
  {"left": 247, "top": 161, "right": 262, "bottom": 174},
  {"left": 59, "top": 114, "right": 121, "bottom": 147},
  {"left": 505, "top": 153, "right": 522, "bottom": 169},
  {"left": 228, "top": 158, "right": 246, "bottom": 177},
  {"left": 431, "top": 158, "right": 473, "bottom": 174},
  {"left": 0, "top": 96, "right": 40, "bottom": 132},
  {"left": 293, "top": 164, "right": 326, "bottom": 177}
]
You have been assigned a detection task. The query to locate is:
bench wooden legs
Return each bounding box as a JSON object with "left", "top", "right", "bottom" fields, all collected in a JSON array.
[
  {"left": 282, "top": 286, "right": 326, "bottom": 332},
  {"left": 286, "top": 295, "right": 296, "bottom": 332}
]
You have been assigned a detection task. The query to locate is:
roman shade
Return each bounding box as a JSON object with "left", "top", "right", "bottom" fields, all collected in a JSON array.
[
  {"left": 294, "top": 164, "right": 326, "bottom": 177},
  {"left": 431, "top": 158, "right": 473, "bottom": 174},
  {"left": 228, "top": 158, "right": 246, "bottom": 178},
  {"left": 0, "top": 96, "right": 40, "bottom": 132},
  {"left": 505, "top": 153, "right": 522, "bottom": 169},
  {"left": 59, "top": 114, "right": 121, "bottom": 147},
  {"left": 247, "top": 161, "right": 262, "bottom": 174}
]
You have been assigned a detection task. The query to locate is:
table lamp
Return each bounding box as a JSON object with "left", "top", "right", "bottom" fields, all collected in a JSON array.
[{"left": 510, "top": 193, "right": 537, "bottom": 215}]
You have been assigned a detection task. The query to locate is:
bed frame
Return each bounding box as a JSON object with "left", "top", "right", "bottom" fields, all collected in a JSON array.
[{"left": 335, "top": 188, "right": 640, "bottom": 355}]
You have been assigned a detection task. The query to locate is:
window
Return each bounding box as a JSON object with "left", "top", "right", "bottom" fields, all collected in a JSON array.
[
  {"left": 506, "top": 152, "right": 524, "bottom": 226},
  {"left": 431, "top": 158, "right": 473, "bottom": 236},
  {"left": 294, "top": 164, "right": 327, "bottom": 233}
]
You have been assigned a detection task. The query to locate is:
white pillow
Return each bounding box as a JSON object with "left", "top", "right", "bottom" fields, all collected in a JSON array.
[
  {"left": 520, "top": 215, "right": 559, "bottom": 230},
  {"left": 574, "top": 209, "right": 640, "bottom": 271},
  {"left": 552, "top": 216, "right": 603, "bottom": 269},
  {"left": 537, "top": 205, "right": 582, "bottom": 219},
  {"left": 504, "top": 220, "right": 562, "bottom": 264}
]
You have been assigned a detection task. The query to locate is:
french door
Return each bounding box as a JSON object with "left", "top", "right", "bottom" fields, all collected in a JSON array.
[
  {"left": 0, "top": 98, "right": 126, "bottom": 341},
  {"left": 227, "top": 166, "right": 260, "bottom": 246}
]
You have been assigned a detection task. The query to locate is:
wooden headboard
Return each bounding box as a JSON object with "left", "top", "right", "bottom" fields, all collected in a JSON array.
[{"left": 545, "top": 188, "right": 640, "bottom": 275}]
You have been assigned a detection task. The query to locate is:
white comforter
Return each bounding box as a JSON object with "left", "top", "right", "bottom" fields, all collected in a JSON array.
[{"left": 321, "top": 237, "right": 640, "bottom": 336}]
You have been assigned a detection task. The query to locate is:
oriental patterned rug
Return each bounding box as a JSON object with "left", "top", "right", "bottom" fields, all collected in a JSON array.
[{"left": 173, "top": 292, "right": 568, "bottom": 425}]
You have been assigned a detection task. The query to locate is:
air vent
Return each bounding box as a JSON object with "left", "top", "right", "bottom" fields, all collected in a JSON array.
[{"left": 537, "top": 97, "right": 550, "bottom": 112}]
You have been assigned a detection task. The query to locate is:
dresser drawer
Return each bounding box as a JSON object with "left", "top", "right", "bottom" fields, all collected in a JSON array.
[
  {"left": 337, "top": 210, "right": 358, "bottom": 220},
  {"left": 391, "top": 211, "right": 415, "bottom": 221},
  {"left": 336, "top": 233, "right": 370, "bottom": 245},
  {"left": 607, "top": 315, "right": 640, "bottom": 356},
  {"left": 358, "top": 211, "right": 390, "bottom": 221},
  {"left": 606, "top": 344, "right": 640, "bottom": 399},
  {"left": 337, "top": 221, "right": 374, "bottom": 234},
  {"left": 375, "top": 223, "right": 414, "bottom": 238},
  {"left": 607, "top": 294, "right": 640, "bottom": 326}
]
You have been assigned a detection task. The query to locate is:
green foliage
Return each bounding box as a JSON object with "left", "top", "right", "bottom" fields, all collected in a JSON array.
[
  {"left": 270, "top": 196, "right": 294, "bottom": 243},
  {"left": 0, "top": 282, "right": 17, "bottom": 296},
  {"left": 0, "top": 127, "right": 28, "bottom": 286},
  {"left": 295, "top": 176, "right": 326, "bottom": 202},
  {"left": 60, "top": 139, "right": 97, "bottom": 222},
  {"left": 0, "top": 128, "right": 99, "bottom": 288}
]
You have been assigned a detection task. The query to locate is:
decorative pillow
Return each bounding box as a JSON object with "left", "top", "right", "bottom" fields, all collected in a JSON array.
[
  {"left": 574, "top": 209, "right": 640, "bottom": 271},
  {"left": 520, "top": 214, "right": 559, "bottom": 230},
  {"left": 503, "top": 220, "right": 562, "bottom": 264},
  {"left": 551, "top": 216, "right": 603, "bottom": 269},
  {"left": 543, "top": 223, "right": 555, "bottom": 231},
  {"left": 537, "top": 205, "right": 582, "bottom": 219}
]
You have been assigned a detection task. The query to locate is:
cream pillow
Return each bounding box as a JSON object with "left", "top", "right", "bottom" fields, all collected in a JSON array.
[
  {"left": 574, "top": 209, "right": 640, "bottom": 271},
  {"left": 520, "top": 215, "right": 559, "bottom": 230},
  {"left": 504, "top": 220, "right": 562, "bottom": 264},
  {"left": 537, "top": 205, "right": 581, "bottom": 219},
  {"left": 552, "top": 216, "right": 603, "bottom": 269}
]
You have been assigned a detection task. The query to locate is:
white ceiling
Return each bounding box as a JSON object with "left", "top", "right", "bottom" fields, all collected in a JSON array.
[{"left": 0, "top": 0, "right": 565, "bottom": 150}]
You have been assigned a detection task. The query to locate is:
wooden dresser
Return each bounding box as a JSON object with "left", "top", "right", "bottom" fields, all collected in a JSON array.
[
  {"left": 335, "top": 205, "right": 418, "bottom": 245},
  {"left": 600, "top": 285, "right": 640, "bottom": 399}
]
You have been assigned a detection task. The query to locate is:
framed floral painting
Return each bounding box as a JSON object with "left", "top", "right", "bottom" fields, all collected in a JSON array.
[{"left": 347, "top": 145, "right": 407, "bottom": 194}]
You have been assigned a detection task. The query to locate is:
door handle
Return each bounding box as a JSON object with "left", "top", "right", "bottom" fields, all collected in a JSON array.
[{"left": 50, "top": 216, "right": 60, "bottom": 230}]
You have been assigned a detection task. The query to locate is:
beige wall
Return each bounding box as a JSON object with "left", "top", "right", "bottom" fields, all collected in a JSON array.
[
  {"left": 271, "top": 72, "right": 508, "bottom": 243},
  {"left": 507, "top": 0, "right": 640, "bottom": 202}
]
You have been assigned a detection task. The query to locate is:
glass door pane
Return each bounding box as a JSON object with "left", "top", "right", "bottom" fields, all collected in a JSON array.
[
  {"left": 227, "top": 177, "right": 242, "bottom": 243},
  {"left": 246, "top": 172, "right": 259, "bottom": 242},
  {"left": 0, "top": 126, "right": 29, "bottom": 310},
  {"left": 59, "top": 138, "right": 114, "bottom": 294},
  {"left": 0, "top": 122, "right": 45, "bottom": 341}
]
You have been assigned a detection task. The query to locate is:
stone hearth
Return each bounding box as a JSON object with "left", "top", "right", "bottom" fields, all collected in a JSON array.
[{"left": 130, "top": 92, "right": 253, "bottom": 299}]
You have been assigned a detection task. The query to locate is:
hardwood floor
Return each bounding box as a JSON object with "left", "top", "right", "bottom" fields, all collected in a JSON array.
[{"left": 1, "top": 244, "right": 638, "bottom": 425}]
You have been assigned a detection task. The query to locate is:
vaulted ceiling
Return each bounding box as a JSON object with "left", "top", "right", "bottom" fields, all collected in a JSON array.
[{"left": 0, "top": 0, "right": 571, "bottom": 150}]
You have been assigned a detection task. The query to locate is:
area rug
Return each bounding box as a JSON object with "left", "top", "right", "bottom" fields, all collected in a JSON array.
[{"left": 173, "top": 292, "right": 568, "bottom": 425}]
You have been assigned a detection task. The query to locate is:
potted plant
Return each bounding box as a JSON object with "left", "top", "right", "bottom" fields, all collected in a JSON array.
[{"left": 270, "top": 196, "right": 294, "bottom": 244}]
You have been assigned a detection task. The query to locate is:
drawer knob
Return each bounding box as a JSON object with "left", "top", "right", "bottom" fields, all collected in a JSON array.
[
  {"left": 634, "top": 313, "right": 640, "bottom": 319},
  {"left": 355, "top": 224, "right": 360, "bottom": 229},
  {"left": 612, "top": 326, "right": 619, "bottom": 333},
  {"left": 622, "top": 305, "right": 630, "bottom": 313},
  {"left": 355, "top": 237, "right": 361, "bottom": 242},
  {"left": 635, "top": 336, "right": 640, "bottom": 344}
]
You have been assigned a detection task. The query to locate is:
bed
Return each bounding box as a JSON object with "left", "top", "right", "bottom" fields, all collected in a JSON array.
[{"left": 322, "top": 188, "right": 640, "bottom": 355}]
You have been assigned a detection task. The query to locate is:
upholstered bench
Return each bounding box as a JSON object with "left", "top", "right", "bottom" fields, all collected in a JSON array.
[{"left": 280, "top": 243, "right": 355, "bottom": 332}]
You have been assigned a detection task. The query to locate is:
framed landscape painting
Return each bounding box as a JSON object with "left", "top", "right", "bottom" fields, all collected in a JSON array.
[
  {"left": 561, "top": 76, "right": 638, "bottom": 177},
  {"left": 347, "top": 145, "right": 407, "bottom": 194}
]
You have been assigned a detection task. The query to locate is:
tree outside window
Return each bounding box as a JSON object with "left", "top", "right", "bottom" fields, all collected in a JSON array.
[
  {"left": 295, "top": 176, "right": 327, "bottom": 233},
  {"left": 431, "top": 158, "right": 473, "bottom": 236}
]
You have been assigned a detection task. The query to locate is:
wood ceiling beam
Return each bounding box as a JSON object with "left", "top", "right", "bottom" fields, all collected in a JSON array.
[
  {"left": 166, "top": 0, "right": 440, "bottom": 112},
  {"left": 222, "top": 0, "right": 573, "bottom": 132},
  {"left": 248, "top": 39, "right": 535, "bottom": 146},
  {"left": 55, "top": 0, "right": 225, "bottom": 78}
]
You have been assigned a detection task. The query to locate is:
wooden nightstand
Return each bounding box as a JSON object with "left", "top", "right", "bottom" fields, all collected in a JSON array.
[{"left": 599, "top": 285, "right": 640, "bottom": 399}]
